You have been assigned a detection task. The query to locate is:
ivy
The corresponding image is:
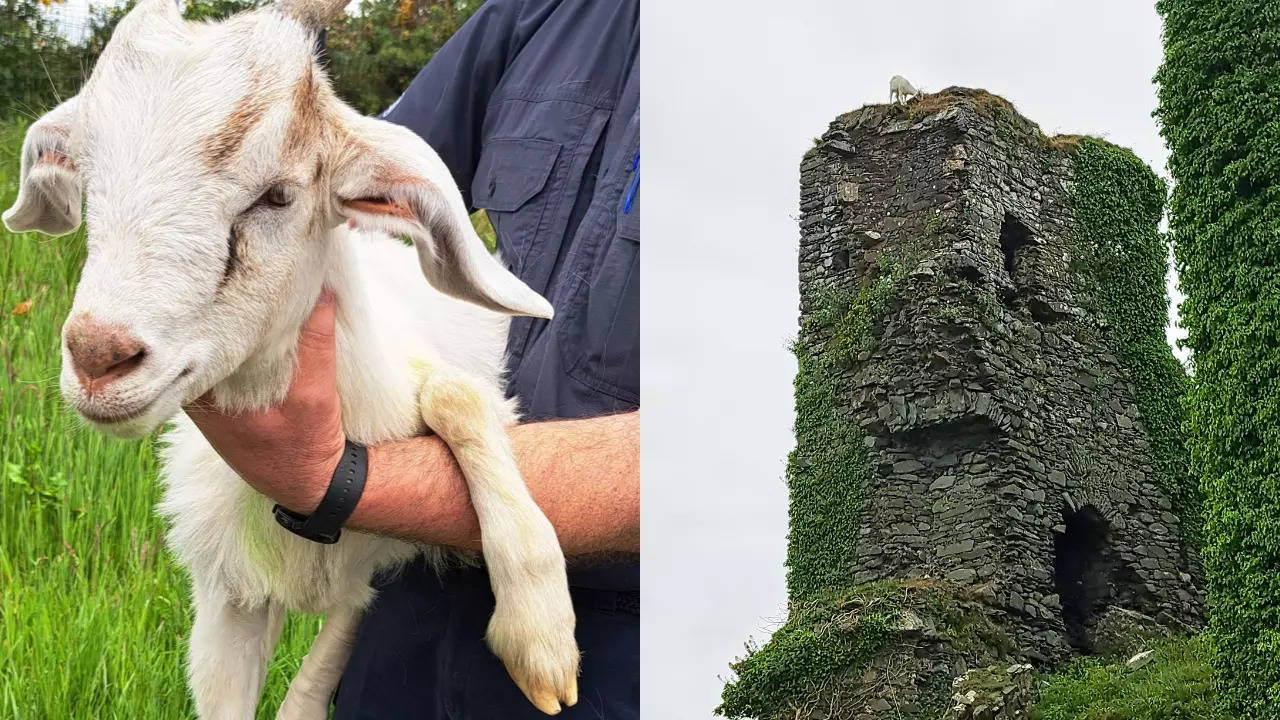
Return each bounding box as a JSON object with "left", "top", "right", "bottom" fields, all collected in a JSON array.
[
  {"left": 718, "top": 581, "right": 1006, "bottom": 720},
  {"left": 1069, "top": 138, "right": 1200, "bottom": 548},
  {"left": 717, "top": 596, "right": 895, "bottom": 719},
  {"left": 785, "top": 248, "right": 917, "bottom": 601},
  {"left": 1155, "top": 0, "right": 1280, "bottom": 716}
]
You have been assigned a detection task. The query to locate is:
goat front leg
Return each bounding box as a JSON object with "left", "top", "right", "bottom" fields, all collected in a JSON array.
[
  {"left": 418, "top": 368, "right": 579, "bottom": 715},
  {"left": 276, "top": 608, "right": 361, "bottom": 720},
  {"left": 188, "top": 576, "right": 285, "bottom": 720}
]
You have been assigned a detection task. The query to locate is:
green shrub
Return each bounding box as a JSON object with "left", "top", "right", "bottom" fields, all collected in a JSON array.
[
  {"left": 1155, "top": 1, "right": 1280, "bottom": 716},
  {"left": 0, "top": 0, "right": 94, "bottom": 115}
]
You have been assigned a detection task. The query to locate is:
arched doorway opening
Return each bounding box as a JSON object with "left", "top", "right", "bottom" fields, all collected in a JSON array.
[{"left": 1053, "top": 505, "right": 1111, "bottom": 651}]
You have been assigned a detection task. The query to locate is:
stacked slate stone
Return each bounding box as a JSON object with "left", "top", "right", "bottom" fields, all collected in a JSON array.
[{"left": 785, "top": 87, "right": 1203, "bottom": 714}]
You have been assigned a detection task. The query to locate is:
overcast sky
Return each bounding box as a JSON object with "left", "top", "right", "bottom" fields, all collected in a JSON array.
[{"left": 642, "top": 2, "right": 1174, "bottom": 718}]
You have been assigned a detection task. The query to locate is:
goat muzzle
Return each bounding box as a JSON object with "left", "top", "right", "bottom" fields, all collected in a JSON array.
[{"left": 65, "top": 315, "right": 148, "bottom": 394}]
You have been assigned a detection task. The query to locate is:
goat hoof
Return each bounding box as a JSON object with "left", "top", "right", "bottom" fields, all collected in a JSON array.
[
  {"left": 511, "top": 671, "right": 578, "bottom": 715},
  {"left": 488, "top": 603, "right": 580, "bottom": 715},
  {"left": 501, "top": 642, "right": 580, "bottom": 715}
]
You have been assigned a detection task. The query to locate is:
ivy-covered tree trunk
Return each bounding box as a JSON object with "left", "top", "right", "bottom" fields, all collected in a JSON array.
[{"left": 1156, "top": 1, "right": 1280, "bottom": 717}]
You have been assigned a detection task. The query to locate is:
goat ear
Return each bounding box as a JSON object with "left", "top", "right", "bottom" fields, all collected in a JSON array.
[
  {"left": 2, "top": 98, "right": 83, "bottom": 237},
  {"left": 331, "top": 116, "right": 553, "bottom": 319}
]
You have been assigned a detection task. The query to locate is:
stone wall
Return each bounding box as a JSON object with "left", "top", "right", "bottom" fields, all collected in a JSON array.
[{"left": 794, "top": 88, "right": 1203, "bottom": 662}]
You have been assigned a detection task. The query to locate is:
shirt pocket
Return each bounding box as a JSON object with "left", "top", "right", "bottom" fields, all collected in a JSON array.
[
  {"left": 470, "top": 138, "right": 562, "bottom": 270},
  {"left": 558, "top": 188, "right": 640, "bottom": 406}
]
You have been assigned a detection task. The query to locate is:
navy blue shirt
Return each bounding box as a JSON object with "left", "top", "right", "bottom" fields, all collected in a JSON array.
[{"left": 334, "top": 1, "right": 638, "bottom": 717}]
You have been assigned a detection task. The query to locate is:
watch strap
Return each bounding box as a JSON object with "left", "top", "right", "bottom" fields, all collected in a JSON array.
[{"left": 272, "top": 439, "right": 367, "bottom": 544}]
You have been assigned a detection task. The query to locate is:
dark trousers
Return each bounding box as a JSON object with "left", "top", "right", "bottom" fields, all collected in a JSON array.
[{"left": 333, "top": 560, "right": 639, "bottom": 719}]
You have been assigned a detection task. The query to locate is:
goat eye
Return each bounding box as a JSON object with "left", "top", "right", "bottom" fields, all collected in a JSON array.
[{"left": 254, "top": 185, "right": 292, "bottom": 209}]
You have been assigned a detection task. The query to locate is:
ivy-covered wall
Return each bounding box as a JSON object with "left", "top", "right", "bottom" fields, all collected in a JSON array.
[
  {"left": 1069, "top": 138, "right": 1200, "bottom": 550},
  {"left": 1155, "top": 1, "right": 1280, "bottom": 716},
  {"left": 785, "top": 255, "right": 913, "bottom": 600}
]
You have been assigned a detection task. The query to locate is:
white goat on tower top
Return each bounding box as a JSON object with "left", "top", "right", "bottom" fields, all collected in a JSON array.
[
  {"left": 1, "top": 0, "right": 580, "bottom": 716},
  {"left": 890, "top": 74, "right": 921, "bottom": 104}
]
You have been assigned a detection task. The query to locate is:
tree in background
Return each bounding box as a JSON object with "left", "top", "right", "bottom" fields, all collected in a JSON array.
[
  {"left": 0, "top": 0, "right": 91, "bottom": 113},
  {"left": 1156, "top": 0, "right": 1280, "bottom": 718},
  {"left": 328, "top": 0, "right": 477, "bottom": 115},
  {"left": 2, "top": 0, "right": 482, "bottom": 118}
]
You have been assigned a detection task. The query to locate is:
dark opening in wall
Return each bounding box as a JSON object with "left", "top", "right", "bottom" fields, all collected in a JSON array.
[
  {"left": 832, "top": 248, "right": 850, "bottom": 272},
  {"left": 891, "top": 415, "right": 999, "bottom": 454},
  {"left": 999, "top": 213, "right": 1032, "bottom": 278},
  {"left": 1054, "top": 505, "right": 1111, "bottom": 652}
]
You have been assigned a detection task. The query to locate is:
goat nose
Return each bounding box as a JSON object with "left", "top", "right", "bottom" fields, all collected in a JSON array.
[{"left": 65, "top": 315, "right": 147, "bottom": 389}]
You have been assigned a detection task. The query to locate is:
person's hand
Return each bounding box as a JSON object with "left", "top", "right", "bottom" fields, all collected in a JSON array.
[{"left": 184, "top": 291, "right": 347, "bottom": 513}]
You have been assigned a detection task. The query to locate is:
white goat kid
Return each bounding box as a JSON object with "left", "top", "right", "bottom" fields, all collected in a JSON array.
[
  {"left": 890, "top": 74, "right": 920, "bottom": 104},
  {"left": 1, "top": 0, "right": 580, "bottom": 716}
]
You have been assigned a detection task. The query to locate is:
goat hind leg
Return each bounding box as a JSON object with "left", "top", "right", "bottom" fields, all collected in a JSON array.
[
  {"left": 275, "top": 607, "right": 361, "bottom": 720},
  {"left": 418, "top": 368, "right": 579, "bottom": 715}
]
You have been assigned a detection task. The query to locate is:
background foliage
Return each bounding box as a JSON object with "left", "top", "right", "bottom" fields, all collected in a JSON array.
[
  {"left": 1155, "top": 1, "right": 1280, "bottom": 717},
  {"left": 0, "top": 0, "right": 480, "bottom": 119}
]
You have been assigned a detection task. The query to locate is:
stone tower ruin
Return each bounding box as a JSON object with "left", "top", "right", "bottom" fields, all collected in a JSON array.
[{"left": 721, "top": 88, "right": 1204, "bottom": 720}]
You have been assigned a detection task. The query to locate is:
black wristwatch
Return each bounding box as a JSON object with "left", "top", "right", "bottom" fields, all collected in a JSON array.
[{"left": 272, "top": 439, "right": 368, "bottom": 544}]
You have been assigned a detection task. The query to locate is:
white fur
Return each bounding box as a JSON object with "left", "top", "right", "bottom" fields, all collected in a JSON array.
[
  {"left": 890, "top": 74, "right": 920, "bottom": 104},
  {"left": 3, "top": 0, "right": 578, "bottom": 716}
]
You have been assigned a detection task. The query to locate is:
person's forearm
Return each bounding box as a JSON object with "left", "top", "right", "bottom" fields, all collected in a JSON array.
[{"left": 345, "top": 411, "right": 639, "bottom": 556}]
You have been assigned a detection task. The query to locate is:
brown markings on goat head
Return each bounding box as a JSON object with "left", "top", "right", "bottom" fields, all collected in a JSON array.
[
  {"left": 202, "top": 89, "right": 270, "bottom": 168},
  {"left": 282, "top": 68, "right": 319, "bottom": 161},
  {"left": 283, "top": 67, "right": 344, "bottom": 164}
]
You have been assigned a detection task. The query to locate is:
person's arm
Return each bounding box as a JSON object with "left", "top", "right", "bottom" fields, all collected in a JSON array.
[
  {"left": 352, "top": 412, "right": 638, "bottom": 554},
  {"left": 184, "top": 293, "right": 639, "bottom": 556}
]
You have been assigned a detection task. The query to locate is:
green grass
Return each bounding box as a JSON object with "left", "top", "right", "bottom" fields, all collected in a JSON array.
[
  {"left": 1032, "top": 636, "right": 1232, "bottom": 720},
  {"left": 0, "top": 119, "right": 321, "bottom": 717}
]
